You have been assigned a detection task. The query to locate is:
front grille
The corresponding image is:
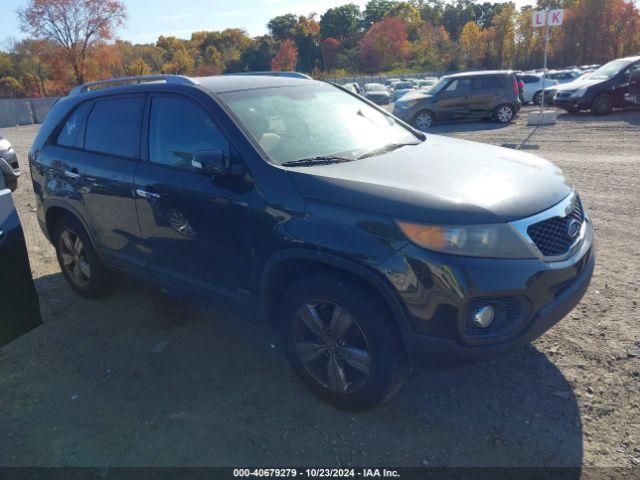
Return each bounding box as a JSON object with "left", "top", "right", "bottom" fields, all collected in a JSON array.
[
  {"left": 464, "top": 297, "right": 524, "bottom": 340},
  {"left": 556, "top": 92, "right": 572, "bottom": 99},
  {"left": 527, "top": 196, "right": 584, "bottom": 257}
]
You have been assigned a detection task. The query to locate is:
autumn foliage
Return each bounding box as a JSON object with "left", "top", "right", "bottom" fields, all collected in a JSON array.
[
  {"left": 271, "top": 40, "right": 298, "bottom": 71},
  {"left": 360, "top": 17, "right": 410, "bottom": 72},
  {"left": 1, "top": 0, "right": 640, "bottom": 98}
]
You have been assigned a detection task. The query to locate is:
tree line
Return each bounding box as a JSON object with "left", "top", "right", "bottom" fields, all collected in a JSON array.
[{"left": 1, "top": 0, "right": 639, "bottom": 98}]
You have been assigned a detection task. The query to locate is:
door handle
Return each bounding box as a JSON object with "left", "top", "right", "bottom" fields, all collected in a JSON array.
[
  {"left": 135, "top": 188, "right": 161, "bottom": 200},
  {"left": 64, "top": 168, "right": 81, "bottom": 179}
]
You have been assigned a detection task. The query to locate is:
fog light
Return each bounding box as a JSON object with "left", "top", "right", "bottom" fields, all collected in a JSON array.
[{"left": 472, "top": 305, "right": 495, "bottom": 328}]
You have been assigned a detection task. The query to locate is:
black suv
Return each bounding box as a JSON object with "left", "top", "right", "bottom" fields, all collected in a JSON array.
[
  {"left": 554, "top": 56, "right": 640, "bottom": 114},
  {"left": 30, "top": 75, "right": 594, "bottom": 410}
]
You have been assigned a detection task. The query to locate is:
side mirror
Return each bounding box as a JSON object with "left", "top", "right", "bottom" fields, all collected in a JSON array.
[{"left": 192, "top": 150, "right": 227, "bottom": 176}]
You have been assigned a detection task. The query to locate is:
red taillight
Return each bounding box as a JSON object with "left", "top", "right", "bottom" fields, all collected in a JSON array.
[
  {"left": 513, "top": 78, "right": 520, "bottom": 95},
  {"left": 518, "top": 81, "right": 524, "bottom": 89}
]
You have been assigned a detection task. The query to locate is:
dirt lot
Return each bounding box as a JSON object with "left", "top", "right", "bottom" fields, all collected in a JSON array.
[{"left": 1, "top": 106, "right": 639, "bottom": 468}]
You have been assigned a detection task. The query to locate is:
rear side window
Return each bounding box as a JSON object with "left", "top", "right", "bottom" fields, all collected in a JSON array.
[
  {"left": 148, "top": 95, "right": 229, "bottom": 171},
  {"left": 85, "top": 96, "right": 144, "bottom": 158},
  {"left": 472, "top": 76, "right": 505, "bottom": 90},
  {"left": 521, "top": 75, "right": 539, "bottom": 84},
  {"left": 56, "top": 101, "right": 92, "bottom": 148}
]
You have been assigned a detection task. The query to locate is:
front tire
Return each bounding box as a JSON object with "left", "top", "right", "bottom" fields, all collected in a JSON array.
[
  {"left": 413, "top": 110, "right": 435, "bottom": 130},
  {"left": 493, "top": 103, "right": 515, "bottom": 123},
  {"left": 279, "top": 273, "right": 408, "bottom": 411},
  {"left": 53, "top": 215, "right": 111, "bottom": 298},
  {"left": 591, "top": 93, "right": 613, "bottom": 115}
]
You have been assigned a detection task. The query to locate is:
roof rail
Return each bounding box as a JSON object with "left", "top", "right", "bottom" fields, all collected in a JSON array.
[{"left": 69, "top": 75, "right": 198, "bottom": 96}]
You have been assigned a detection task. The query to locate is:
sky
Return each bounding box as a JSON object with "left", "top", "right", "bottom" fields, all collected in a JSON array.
[{"left": 2, "top": 0, "right": 536, "bottom": 47}]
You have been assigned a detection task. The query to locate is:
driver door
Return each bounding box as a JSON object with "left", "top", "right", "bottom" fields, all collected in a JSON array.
[
  {"left": 434, "top": 78, "right": 472, "bottom": 120},
  {"left": 133, "top": 93, "right": 254, "bottom": 299}
]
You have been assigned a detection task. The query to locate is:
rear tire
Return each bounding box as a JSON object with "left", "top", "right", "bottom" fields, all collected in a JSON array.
[
  {"left": 493, "top": 103, "right": 515, "bottom": 123},
  {"left": 533, "top": 91, "right": 543, "bottom": 106},
  {"left": 53, "top": 215, "right": 112, "bottom": 299},
  {"left": 279, "top": 273, "right": 408, "bottom": 411},
  {"left": 590, "top": 93, "right": 613, "bottom": 116},
  {"left": 413, "top": 110, "right": 435, "bottom": 130}
]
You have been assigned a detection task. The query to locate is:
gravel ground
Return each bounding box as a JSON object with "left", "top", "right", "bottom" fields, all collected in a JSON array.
[{"left": 1, "top": 106, "right": 639, "bottom": 468}]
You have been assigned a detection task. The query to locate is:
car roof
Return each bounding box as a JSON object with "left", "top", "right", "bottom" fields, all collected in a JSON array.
[
  {"left": 195, "top": 74, "right": 316, "bottom": 93},
  {"left": 446, "top": 70, "right": 513, "bottom": 79},
  {"left": 68, "top": 74, "right": 319, "bottom": 98}
]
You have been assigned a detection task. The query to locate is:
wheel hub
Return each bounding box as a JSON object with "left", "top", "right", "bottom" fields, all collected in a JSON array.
[{"left": 293, "top": 301, "right": 371, "bottom": 393}]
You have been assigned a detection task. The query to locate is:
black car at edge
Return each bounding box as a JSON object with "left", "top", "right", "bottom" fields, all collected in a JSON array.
[
  {"left": 1, "top": 155, "right": 42, "bottom": 346},
  {"left": 29, "top": 74, "right": 595, "bottom": 410},
  {"left": 554, "top": 55, "right": 640, "bottom": 114}
]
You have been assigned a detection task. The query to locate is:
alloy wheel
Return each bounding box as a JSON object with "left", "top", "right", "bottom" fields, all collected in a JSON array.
[
  {"left": 414, "top": 112, "right": 433, "bottom": 130},
  {"left": 496, "top": 105, "right": 514, "bottom": 123},
  {"left": 59, "top": 229, "right": 91, "bottom": 287},
  {"left": 292, "top": 301, "right": 371, "bottom": 394}
]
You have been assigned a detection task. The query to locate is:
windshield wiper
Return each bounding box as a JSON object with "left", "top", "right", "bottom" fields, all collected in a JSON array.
[
  {"left": 281, "top": 156, "right": 352, "bottom": 167},
  {"left": 357, "top": 142, "right": 421, "bottom": 160}
]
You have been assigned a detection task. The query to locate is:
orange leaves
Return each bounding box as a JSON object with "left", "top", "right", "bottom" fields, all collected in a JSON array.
[
  {"left": 359, "top": 17, "right": 409, "bottom": 72},
  {"left": 271, "top": 40, "right": 298, "bottom": 71}
]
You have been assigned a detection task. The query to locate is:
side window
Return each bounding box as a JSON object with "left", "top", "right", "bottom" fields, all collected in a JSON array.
[
  {"left": 445, "top": 78, "right": 471, "bottom": 94},
  {"left": 148, "top": 96, "right": 229, "bottom": 171},
  {"left": 85, "top": 96, "right": 144, "bottom": 158},
  {"left": 56, "top": 101, "right": 92, "bottom": 148},
  {"left": 472, "top": 76, "right": 504, "bottom": 90}
]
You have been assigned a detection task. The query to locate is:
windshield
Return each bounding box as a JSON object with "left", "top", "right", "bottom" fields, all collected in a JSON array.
[
  {"left": 220, "top": 84, "right": 420, "bottom": 166},
  {"left": 427, "top": 77, "right": 450, "bottom": 94},
  {"left": 590, "top": 59, "right": 633, "bottom": 79},
  {"left": 394, "top": 82, "right": 412, "bottom": 89}
]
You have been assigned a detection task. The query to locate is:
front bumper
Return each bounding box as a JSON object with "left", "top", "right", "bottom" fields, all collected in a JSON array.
[
  {"left": 553, "top": 95, "right": 590, "bottom": 110},
  {"left": 377, "top": 222, "right": 595, "bottom": 366}
]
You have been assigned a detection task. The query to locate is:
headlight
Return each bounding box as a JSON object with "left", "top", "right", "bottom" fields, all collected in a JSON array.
[
  {"left": 571, "top": 87, "right": 587, "bottom": 98},
  {"left": 397, "top": 100, "right": 418, "bottom": 109},
  {"left": 396, "top": 221, "right": 535, "bottom": 259},
  {"left": 0, "top": 138, "right": 11, "bottom": 151}
]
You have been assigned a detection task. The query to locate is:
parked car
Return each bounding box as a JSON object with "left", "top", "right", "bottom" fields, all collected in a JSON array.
[
  {"left": 554, "top": 55, "right": 640, "bottom": 114},
  {"left": 390, "top": 81, "right": 415, "bottom": 100},
  {"left": 518, "top": 73, "right": 559, "bottom": 105},
  {"left": 625, "top": 70, "right": 640, "bottom": 105},
  {"left": 546, "top": 69, "right": 582, "bottom": 84},
  {"left": 341, "top": 82, "right": 361, "bottom": 95},
  {"left": 363, "top": 83, "right": 392, "bottom": 104},
  {"left": 545, "top": 71, "right": 592, "bottom": 106},
  {"left": 30, "top": 74, "right": 594, "bottom": 410},
  {"left": 414, "top": 78, "right": 438, "bottom": 90},
  {"left": 393, "top": 70, "right": 522, "bottom": 129},
  {"left": 1, "top": 168, "right": 42, "bottom": 346},
  {"left": 0, "top": 135, "right": 21, "bottom": 191}
]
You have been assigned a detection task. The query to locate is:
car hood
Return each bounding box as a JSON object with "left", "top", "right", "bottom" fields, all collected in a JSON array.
[
  {"left": 287, "top": 135, "right": 572, "bottom": 224},
  {"left": 366, "top": 90, "right": 390, "bottom": 96},
  {"left": 557, "top": 76, "right": 604, "bottom": 92},
  {"left": 399, "top": 91, "right": 431, "bottom": 102}
]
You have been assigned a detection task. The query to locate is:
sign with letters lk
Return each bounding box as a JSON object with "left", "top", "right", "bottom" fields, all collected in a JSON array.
[{"left": 533, "top": 9, "right": 564, "bottom": 27}]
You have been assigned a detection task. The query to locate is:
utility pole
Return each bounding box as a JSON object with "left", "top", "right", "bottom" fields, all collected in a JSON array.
[{"left": 540, "top": 8, "right": 550, "bottom": 112}]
